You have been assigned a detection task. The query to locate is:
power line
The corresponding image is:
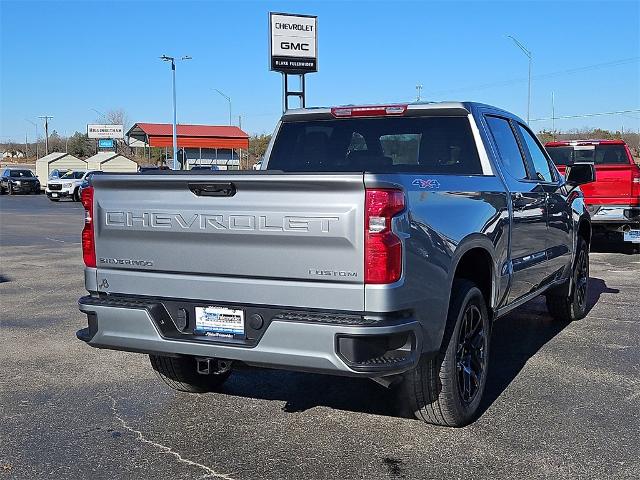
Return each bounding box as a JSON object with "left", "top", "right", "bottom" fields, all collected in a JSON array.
[
  {"left": 428, "top": 56, "right": 640, "bottom": 96},
  {"left": 530, "top": 109, "right": 640, "bottom": 122}
]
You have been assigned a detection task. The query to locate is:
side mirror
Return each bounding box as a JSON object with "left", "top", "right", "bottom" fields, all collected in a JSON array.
[{"left": 565, "top": 162, "right": 596, "bottom": 186}]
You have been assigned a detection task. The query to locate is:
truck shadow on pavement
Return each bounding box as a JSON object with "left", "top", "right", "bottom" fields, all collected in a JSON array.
[
  {"left": 591, "top": 235, "right": 639, "bottom": 255},
  {"left": 479, "top": 275, "right": 618, "bottom": 416},
  {"left": 221, "top": 276, "right": 619, "bottom": 422}
]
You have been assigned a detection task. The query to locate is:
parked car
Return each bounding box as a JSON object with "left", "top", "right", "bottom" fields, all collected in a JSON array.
[
  {"left": 78, "top": 171, "right": 102, "bottom": 199},
  {"left": 139, "top": 165, "right": 171, "bottom": 173},
  {"left": 0, "top": 168, "right": 41, "bottom": 194},
  {"left": 77, "top": 102, "right": 594, "bottom": 427},
  {"left": 190, "top": 165, "right": 220, "bottom": 171},
  {"left": 46, "top": 170, "right": 89, "bottom": 201},
  {"left": 545, "top": 139, "right": 640, "bottom": 247}
]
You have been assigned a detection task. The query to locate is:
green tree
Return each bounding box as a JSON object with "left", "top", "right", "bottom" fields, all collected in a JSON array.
[
  {"left": 248, "top": 134, "right": 272, "bottom": 164},
  {"left": 67, "top": 132, "right": 93, "bottom": 158}
]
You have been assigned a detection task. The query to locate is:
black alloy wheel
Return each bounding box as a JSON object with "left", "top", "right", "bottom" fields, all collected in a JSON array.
[{"left": 456, "top": 304, "right": 487, "bottom": 405}]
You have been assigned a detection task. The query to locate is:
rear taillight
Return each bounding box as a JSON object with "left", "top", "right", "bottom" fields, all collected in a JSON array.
[
  {"left": 365, "top": 189, "right": 405, "bottom": 284},
  {"left": 632, "top": 167, "right": 640, "bottom": 199},
  {"left": 81, "top": 186, "right": 96, "bottom": 268}
]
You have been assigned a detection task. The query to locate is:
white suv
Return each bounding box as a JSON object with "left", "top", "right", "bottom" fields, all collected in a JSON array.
[{"left": 46, "top": 170, "right": 89, "bottom": 202}]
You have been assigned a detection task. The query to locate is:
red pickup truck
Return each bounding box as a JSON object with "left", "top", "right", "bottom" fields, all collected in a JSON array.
[{"left": 545, "top": 139, "right": 640, "bottom": 249}]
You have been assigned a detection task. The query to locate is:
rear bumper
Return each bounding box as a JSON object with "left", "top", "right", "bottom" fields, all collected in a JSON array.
[
  {"left": 588, "top": 205, "right": 640, "bottom": 224},
  {"left": 77, "top": 295, "right": 424, "bottom": 378}
]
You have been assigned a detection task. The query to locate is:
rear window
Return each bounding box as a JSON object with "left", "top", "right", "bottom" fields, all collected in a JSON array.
[
  {"left": 268, "top": 116, "right": 483, "bottom": 174},
  {"left": 546, "top": 144, "right": 630, "bottom": 166}
]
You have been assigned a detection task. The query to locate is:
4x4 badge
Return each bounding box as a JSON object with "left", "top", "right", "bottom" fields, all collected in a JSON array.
[{"left": 412, "top": 178, "right": 441, "bottom": 189}]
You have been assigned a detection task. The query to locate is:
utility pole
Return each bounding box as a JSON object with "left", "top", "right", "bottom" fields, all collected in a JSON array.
[
  {"left": 161, "top": 54, "right": 192, "bottom": 170},
  {"left": 507, "top": 35, "right": 532, "bottom": 123},
  {"left": 416, "top": 83, "right": 423, "bottom": 102},
  {"left": 26, "top": 119, "right": 39, "bottom": 159},
  {"left": 214, "top": 89, "right": 232, "bottom": 125},
  {"left": 38, "top": 115, "right": 53, "bottom": 154},
  {"left": 238, "top": 115, "right": 242, "bottom": 129},
  {"left": 551, "top": 92, "right": 555, "bottom": 140},
  {"left": 25, "top": 133, "right": 28, "bottom": 158}
]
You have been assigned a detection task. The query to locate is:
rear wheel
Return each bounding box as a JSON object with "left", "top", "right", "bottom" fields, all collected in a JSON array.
[
  {"left": 149, "top": 355, "right": 231, "bottom": 393},
  {"left": 546, "top": 237, "right": 589, "bottom": 322},
  {"left": 400, "top": 279, "right": 490, "bottom": 427}
]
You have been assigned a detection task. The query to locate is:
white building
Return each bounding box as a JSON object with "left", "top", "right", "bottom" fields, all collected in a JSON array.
[
  {"left": 35, "top": 152, "right": 87, "bottom": 187},
  {"left": 86, "top": 152, "right": 138, "bottom": 172}
]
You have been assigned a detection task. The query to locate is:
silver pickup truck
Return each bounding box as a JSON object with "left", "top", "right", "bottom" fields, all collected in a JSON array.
[{"left": 77, "top": 102, "right": 594, "bottom": 427}]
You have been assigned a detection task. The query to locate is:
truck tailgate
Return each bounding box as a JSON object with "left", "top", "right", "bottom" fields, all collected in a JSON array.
[
  {"left": 582, "top": 165, "right": 637, "bottom": 204},
  {"left": 90, "top": 173, "right": 366, "bottom": 309}
]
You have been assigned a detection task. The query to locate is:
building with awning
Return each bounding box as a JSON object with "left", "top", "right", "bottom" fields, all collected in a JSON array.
[{"left": 126, "top": 123, "right": 249, "bottom": 169}]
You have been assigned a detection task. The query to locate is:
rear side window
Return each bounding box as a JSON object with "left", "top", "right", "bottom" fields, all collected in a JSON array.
[
  {"left": 485, "top": 116, "right": 528, "bottom": 180},
  {"left": 268, "top": 116, "right": 482, "bottom": 174}
]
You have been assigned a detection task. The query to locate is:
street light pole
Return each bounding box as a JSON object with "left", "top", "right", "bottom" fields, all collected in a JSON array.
[
  {"left": 38, "top": 115, "right": 53, "bottom": 155},
  {"left": 26, "top": 119, "right": 39, "bottom": 159},
  {"left": 91, "top": 108, "right": 106, "bottom": 123},
  {"left": 416, "top": 83, "right": 423, "bottom": 102},
  {"left": 507, "top": 35, "right": 532, "bottom": 123},
  {"left": 161, "top": 54, "right": 191, "bottom": 170},
  {"left": 214, "top": 89, "right": 232, "bottom": 125}
]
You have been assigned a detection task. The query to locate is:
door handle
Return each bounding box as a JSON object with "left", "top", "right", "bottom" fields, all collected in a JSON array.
[{"left": 188, "top": 182, "right": 236, "bottom": 197}]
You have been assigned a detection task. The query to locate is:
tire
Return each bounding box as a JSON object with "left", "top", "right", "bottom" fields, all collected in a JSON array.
[
  {"left": 400, "top": 279, "right": 491, "bottom": 427},
  {"left": 546, "top": 237, "right": 589, "bottom": 322},
  {"left": 7, "top": 185, "right": 12, "bottom": 195},
  {"left": 73, "top": 188, "right": 80, "bottom": 202},
  {"left": 149, "top": 355, "right": 231, "bottom": 393}
]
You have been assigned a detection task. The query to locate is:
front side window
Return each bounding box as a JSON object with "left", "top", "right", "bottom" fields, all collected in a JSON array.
[
  {"left": 485, "top": 116, "right": 528, "bottom": 180},
  {"left": 268, "top": 116, "right": 482, "bottom": 174},
  {"left": 516, "top": 124, "right": 554, "bottom": 182}
]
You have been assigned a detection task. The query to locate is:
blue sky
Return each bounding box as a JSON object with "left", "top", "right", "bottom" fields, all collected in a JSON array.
[{"left": 1, "top": 0, "right": 638, "bottom": 141}]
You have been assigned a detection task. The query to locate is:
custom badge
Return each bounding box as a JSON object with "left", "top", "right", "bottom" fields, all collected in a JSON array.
[{"left": 412, "top": 178, "right": 441, "bottom": 189}]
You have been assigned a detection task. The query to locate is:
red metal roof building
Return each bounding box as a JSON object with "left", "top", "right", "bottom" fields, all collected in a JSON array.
[
  {"left": 127, "top": 123, "right": 249, "bottom": 149},
  {"left": 127, "top": 123, "right": 250, "bottom": 168}
]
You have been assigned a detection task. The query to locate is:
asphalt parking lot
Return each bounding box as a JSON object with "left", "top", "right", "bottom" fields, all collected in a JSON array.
[{"left": 1, "top": 194, "right": 639, "bottom": 480}]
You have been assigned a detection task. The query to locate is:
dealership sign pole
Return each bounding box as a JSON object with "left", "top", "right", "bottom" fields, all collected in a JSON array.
[{"left": 269, "top": 12, "right": 317, "bottom": 112}]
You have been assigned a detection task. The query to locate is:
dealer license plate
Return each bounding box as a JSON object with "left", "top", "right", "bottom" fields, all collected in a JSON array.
[
  {"left": 623, "top": 229, "right": 640, "bottom": 243},
  {"left": 194, "top": 306, "right": 244, "bottom": 338}
]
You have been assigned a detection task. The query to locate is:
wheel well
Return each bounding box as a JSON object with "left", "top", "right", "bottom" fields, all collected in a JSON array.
[
  {"left": 453, "top": 248, "right": 493, "bottom": 312},
  {"left": 578, "top": 219, "right": 591, "bottom": 246}
]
